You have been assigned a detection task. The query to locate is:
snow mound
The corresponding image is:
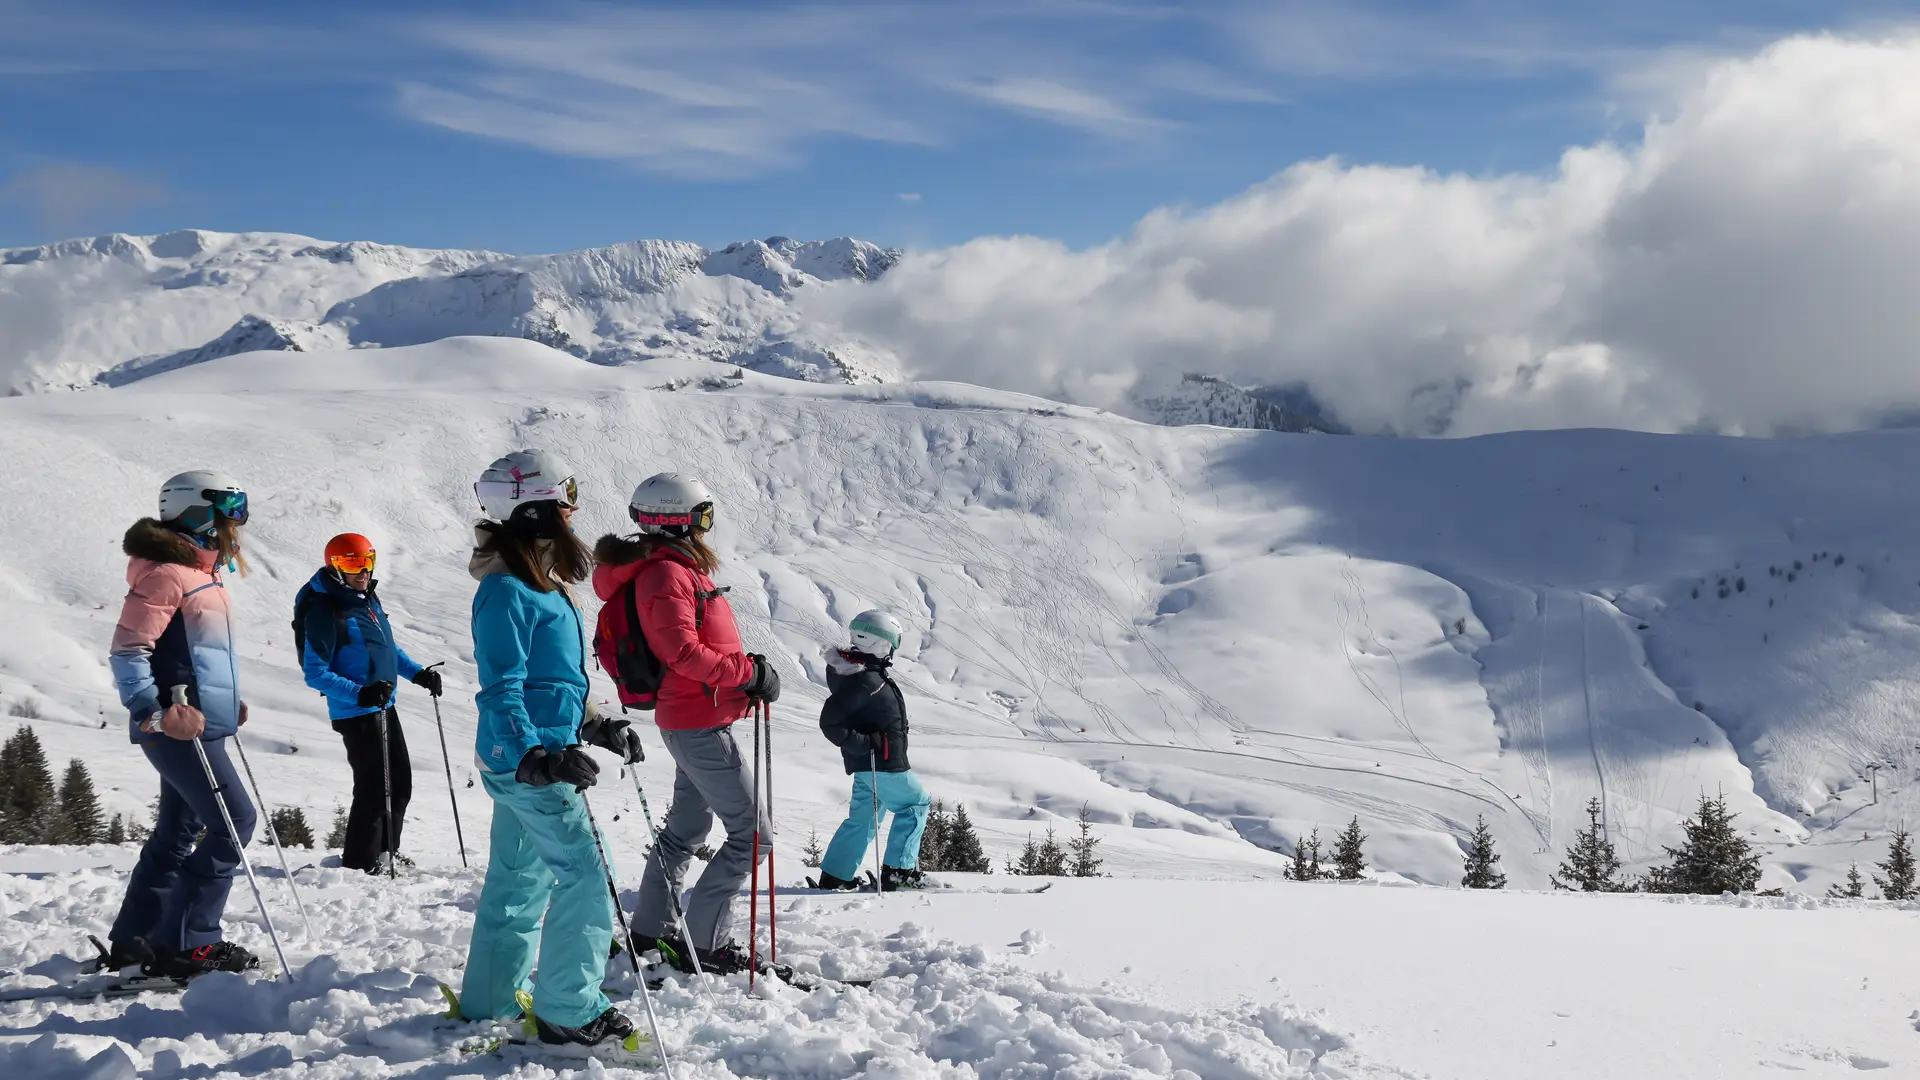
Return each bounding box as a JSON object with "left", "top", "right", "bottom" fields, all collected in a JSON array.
[{"left": 0, "top": 864, "right": 1356, "bottom": 1079}]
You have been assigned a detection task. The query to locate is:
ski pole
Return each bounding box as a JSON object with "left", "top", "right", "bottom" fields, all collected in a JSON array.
[
  {"left": 231, "top": 731, "right": 317, "bottom": 941},
  {"left": 582, "top": 790, "right": 675, "bottom": 1077},
  {"left": 627, "top": 767, "right": 709, "bottom": 988},
  {"left": 749, "top": 710, "right": 762, "bottom": 990},
  {"left": 869, "top": 748, "right": 884, "bottom": 895},
  {"left": 174, "top": 686, "right": 293, "bottom": 982},
  {"left": 377, "top": 706, "right": 397, "bottom": 880},
  {"left": 424, "top": 664, "right": 468, "bottom": 868},
  {"left": 763, "top": 701, "right": 776, "bottom": 967}
]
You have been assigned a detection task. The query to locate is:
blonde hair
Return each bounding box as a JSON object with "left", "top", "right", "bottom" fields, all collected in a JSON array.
[{"left": 214, "top": 517, "right": 249, "bottom": 576}]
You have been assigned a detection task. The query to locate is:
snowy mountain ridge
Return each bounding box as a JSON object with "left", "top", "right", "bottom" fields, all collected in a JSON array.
[
  {"left": 0, "top": 230, "right": 906, "bottom": 393},
  {"left": 3, "top": 228, "right": 1285, "bottom": 429}
]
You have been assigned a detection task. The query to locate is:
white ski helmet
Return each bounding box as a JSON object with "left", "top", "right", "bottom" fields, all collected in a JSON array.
[
  {"left": 629, "top": 473, "right": 715, "bottom": 538},
  {"left": 848, "top": 609, "right": 903, "bottom": 658},
  {"left": 474, "top": 449, "right": 578, "bottom": 522},
  {"left": 158, "top": 470, "right": 248, "bottom": 536}
]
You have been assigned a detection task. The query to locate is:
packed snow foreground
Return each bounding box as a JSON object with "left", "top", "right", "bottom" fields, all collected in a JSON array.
[{"left": 7, "top": 336, "right": 1920, "bottom": 1075}]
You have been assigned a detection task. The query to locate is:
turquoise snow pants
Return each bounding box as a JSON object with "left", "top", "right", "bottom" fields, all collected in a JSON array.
[
  {"left": 821, "top": 770, "right": 930, "bottom": 879},
  {"left": 460, "top": 770, "right": 613, "bottom": 1028}
]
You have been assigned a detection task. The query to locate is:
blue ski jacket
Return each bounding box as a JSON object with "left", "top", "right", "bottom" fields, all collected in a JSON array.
[
  {"left": 468, "top": 529, "right": 590, "bottom": 775},
  {"left": 299, "top": 569, "right": 423, "bottom": 721}
]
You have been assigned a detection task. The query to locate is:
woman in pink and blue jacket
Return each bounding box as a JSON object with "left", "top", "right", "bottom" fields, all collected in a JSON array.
[{"left": 102, "top": 470, "right": 260, "bottom": 979}]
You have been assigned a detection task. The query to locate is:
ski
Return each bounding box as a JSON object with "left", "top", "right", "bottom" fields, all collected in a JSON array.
[
  {"left": 637, "top": 961, "right": 875, "bottom": 992},
  {"left": 792, "top": 879, "right": 1054, "bottom": 896},
  {"left": 0, "top": 974, "right": 189, "bottom": 1003},
  {"left": 438, "top": 984, "right": 655, "bottom": 1065}
]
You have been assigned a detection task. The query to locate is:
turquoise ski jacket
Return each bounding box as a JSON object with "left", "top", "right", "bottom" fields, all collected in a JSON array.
[{"left": 468, "top": 529, "right": 590, "bottom": 775}]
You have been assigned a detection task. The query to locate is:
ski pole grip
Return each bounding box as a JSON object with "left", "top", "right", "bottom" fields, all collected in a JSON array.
[{"left": 170, "top": 684, "right": 189, "bottom": 707}]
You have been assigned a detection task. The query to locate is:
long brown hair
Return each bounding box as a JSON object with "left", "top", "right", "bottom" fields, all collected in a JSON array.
[
  {"left": 481, "top": 507, "right": 591, "bottom": 592},
  {"left": 593, "top": 531, "right": 719, "bottom": 576},
  {"left": 214, "top": 516, "right": 249, "bottom": 577}
]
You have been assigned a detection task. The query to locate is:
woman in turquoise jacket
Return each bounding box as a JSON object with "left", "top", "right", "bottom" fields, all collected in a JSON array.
[{"left": 458, "top": 449, "right": 641, "bottom": 1050}]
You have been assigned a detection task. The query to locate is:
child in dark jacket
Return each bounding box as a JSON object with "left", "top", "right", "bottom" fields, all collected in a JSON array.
[{"left": 814, "top": 610, "right": 930, "bottom": 891}]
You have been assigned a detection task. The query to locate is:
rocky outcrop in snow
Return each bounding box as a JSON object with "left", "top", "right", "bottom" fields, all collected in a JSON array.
[
  {"left": 1128, "top": 372, "right": 1347, "bottom": 434},
  {"left": 96, "top": 315, "right": 343, "bottom": 387}
]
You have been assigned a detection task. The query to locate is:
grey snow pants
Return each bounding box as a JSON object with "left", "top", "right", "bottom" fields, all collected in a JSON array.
[{"left": 632, "top": 722, "right": 770, "bottom": 951}]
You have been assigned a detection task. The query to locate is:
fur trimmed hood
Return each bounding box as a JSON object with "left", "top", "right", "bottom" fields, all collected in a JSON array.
[
  {"left": 123, "top": 518, "right": 203, "bottom": 568},
  {"left": 593, "top": 532, "right": 649, "bottom": 567}
]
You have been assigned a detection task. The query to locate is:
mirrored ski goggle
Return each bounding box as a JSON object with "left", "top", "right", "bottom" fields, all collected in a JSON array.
[
  {"left": 557, "top": 475, "right": 579, "bottom": 508},
  {"left": 205, "top": 489, "right": 249, "bottom": 524},
  {"left": 329, "top": 551, "right": 376, "bottom": 575}
]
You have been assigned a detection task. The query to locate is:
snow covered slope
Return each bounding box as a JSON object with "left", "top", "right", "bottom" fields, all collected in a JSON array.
[
  {"left": 4, "top": 335, "right": 1919, "bottom": 898},
  {"left": 0, "top": 232, "right": 902, "bottom": 394}
]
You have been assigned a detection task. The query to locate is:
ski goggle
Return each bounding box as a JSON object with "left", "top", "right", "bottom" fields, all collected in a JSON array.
[
  {"left": 629, "top": 501, "right": 715, "bottom": 533},
  {"left": 557, "top": 475, "right": 579, "bottom": 509},
  {"left": 205, "top": 489, "right": 249, "bottom": 525},
  {"left": 328, "top": 551, "right": 376, "bottom": 575}
]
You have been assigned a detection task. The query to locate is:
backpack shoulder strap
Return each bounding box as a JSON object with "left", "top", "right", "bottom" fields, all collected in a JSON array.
[
  {"left": 691, "top": 583, "right": 729, "bottom": 629},
  {"left": 623, "top": 577, "right": 642, "bottom": 636}
]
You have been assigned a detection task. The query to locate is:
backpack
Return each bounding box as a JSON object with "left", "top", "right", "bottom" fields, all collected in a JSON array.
[
  {"left": 593, "top": 576, "right": 728, "bottom": 712},
  {"left": 292, "top": 583, "right": 350, "bottom": 666}
]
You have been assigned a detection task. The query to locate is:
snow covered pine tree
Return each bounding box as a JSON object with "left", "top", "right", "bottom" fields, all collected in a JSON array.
[
  {"left": 1552, "top": 798, "right": 1625, "bottom": 892},
  {"left": 1460, "top": 816, "right": 1506, "bottom": 889}
]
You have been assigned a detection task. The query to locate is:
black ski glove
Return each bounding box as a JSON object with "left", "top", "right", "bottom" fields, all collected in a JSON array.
[
  {"left": 739, "top": 654, "right": 781, "bottom": 704},
  {"left": 356, "top": 681, "right": 395, "bottom": 709},
  {"left": 410, "top": 668, "right": 443, "bottom": 697},
  {"left": 581, "top": 713, "right": 644, "bottom": 764},
  {"left": 516, "top": 746, "right": 600, "bottom": 790}
]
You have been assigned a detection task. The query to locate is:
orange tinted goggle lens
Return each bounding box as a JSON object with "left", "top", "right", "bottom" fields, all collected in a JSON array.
[{"left": 329, "top": 552, "right": 376, "bottom": 574}]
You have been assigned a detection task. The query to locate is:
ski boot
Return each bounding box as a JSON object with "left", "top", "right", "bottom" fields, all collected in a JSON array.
[
  {"left": 808, "top": 870, "right": 867, "bottom": 891},
  {"left": 533, "top": 1005, "right": 638, "bottom": 1049},
  {"left": 87, "top": 935, "right": 151, "bottom": 973},
  {"left": 694, "top": 940, "right": 788, "bottom": 979},
  {"left": 629, "top": 931, "right": 693, "bottom": 972},
  {"left": 880, "top": 865, "right": 928, "bottom": 891},
  {"left": 367, "top": 851, "right": 416, "bottom": 877},
  {"left": 144, "top": 941, "right": 260, "bottom": 978}
]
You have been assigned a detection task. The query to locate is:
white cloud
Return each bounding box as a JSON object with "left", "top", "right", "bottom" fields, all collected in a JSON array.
[
  {"left": 805, "top": 32, "right": 1920, "bottom": 436},
  {"left": 959, "top": 76, "right": 1168, "bottom": 135},
  {"left": 898, "top": 193, "right": 922, "bottom": 202}
]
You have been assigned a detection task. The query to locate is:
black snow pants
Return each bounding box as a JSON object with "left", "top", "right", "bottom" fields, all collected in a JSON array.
[{"left": 334, "top": 708, "right": 412, "bottom": 871}]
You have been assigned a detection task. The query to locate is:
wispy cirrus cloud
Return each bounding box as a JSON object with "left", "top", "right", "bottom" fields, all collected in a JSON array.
[{"left": 3, "top": 1, "right": 1914, "bottom": 180}]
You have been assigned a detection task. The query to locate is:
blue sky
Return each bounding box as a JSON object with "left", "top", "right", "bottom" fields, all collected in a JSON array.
[{"left": 0, "top": 1, "right": 1909, "bottom": 254}]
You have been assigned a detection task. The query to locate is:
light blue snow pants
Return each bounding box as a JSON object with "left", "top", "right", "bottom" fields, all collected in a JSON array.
[
  {"left": 460, "top": 770, "right": 613, "bottom": 1028},
  {"left": 821, "top": 770, "right": 931, "bottom": 879}
]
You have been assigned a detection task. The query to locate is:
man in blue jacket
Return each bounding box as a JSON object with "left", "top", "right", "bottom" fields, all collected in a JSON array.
[{"left": 299, "top": 533, "right": 442, "bottom": 875}]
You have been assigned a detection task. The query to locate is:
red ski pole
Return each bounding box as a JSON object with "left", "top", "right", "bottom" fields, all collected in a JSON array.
[
  {"left": 764, "top": 700, "right": 777, "bottom": 967},
  {"left": 749, "top": 701, "right": 762, "bottom": 990}
]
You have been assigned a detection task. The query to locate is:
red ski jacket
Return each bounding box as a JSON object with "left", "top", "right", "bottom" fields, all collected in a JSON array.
[{"left": 591, "top": 548, "right": 754, "bottom": 731}]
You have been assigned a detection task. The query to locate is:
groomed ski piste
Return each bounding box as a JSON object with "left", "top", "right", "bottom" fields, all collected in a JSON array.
[{"left": 7, "top": 336, "right": 1920, "bottom": 1077}]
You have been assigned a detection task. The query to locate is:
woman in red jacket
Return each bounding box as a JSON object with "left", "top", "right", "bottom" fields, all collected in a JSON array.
[{"left": 592, "top": 473, "right": 779, "bottom": 975}]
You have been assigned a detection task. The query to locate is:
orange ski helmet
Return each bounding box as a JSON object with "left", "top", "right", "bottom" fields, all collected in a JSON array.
[{"left": 325, "top": 533, "right": 376, "bottom": 576}]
